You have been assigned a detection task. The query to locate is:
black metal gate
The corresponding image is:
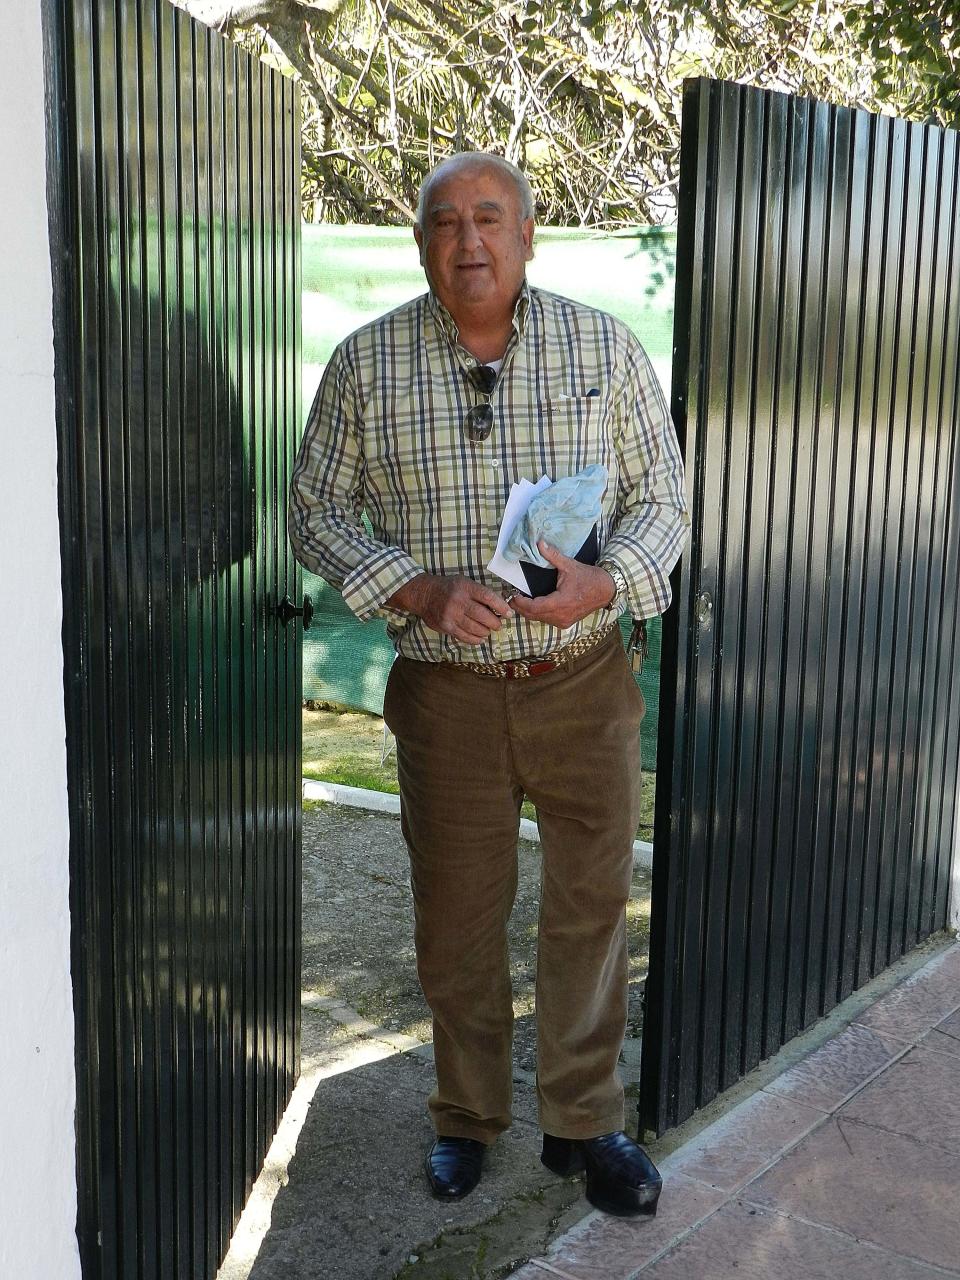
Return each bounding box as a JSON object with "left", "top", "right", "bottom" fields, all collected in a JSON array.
[
  {"left": 46, "top": 2, "right": 302, "bottom": 1275},
  {"left": 641, "top": 79, "right": 960, "bottom": 1135}
]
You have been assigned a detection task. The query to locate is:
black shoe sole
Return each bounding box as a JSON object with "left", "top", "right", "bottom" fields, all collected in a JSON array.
[
  {"left": 425, "top": 1179, "right": 479, "bottom": 1200},
  {"left": 585, "top": 1176, "right": 661, "bottom": 1218},
  {"left": 541, "top": 1134, "right": 662, "bottom": 1218}
]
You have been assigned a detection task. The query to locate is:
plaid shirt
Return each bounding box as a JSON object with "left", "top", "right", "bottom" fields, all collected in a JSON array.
[{"left": 289, "top": 283, "right": 689, "bottom": 664}]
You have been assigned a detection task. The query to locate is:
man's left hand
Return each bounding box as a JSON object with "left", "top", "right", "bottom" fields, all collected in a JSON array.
[{"left": 510, "top": 541, "right": 617, "bottom": 629}]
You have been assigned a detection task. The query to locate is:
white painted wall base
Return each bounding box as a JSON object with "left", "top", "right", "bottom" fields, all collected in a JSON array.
[{"left": 0, "top": 7, "right": 80, "bottom": 1280}]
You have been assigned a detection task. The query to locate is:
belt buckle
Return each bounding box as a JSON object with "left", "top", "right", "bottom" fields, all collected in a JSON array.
[
  {"left": 527, "top": 659, "right": 558, "bottom": 677},
  {"left": 504, "top": 657, "right": 557, "bottom": 679}
]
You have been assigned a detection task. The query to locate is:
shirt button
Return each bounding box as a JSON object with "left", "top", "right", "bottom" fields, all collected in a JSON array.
[{"left": 491, "top": 458, "right": 500, "bottom": 469}]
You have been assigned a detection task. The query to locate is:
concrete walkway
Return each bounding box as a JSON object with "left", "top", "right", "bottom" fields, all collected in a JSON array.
[
  {"left": 509, "top": 941, "right": 960, "bottom": 1280},
  {"left": 216, "top": 804, "right": 958, "bottom": 1279},
  {"left": 217, "top": 804, "right": 644, "bottom": 1280}
]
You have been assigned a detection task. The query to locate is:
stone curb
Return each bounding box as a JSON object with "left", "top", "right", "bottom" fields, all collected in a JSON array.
[{"left": 302, "top": 778, "right": 654, "bottom": 868}]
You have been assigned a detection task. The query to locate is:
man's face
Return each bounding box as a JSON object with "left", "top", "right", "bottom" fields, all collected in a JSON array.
[{"left": 414, "top": 161, "right": 534, "bottom": 323}]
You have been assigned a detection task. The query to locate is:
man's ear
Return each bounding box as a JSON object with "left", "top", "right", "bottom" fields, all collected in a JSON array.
[
  {"left": 522, "top": 217, "right": 535, "bottom": 261},
  {"left": 414, "top": 223, "right": 424, "bottom": 261}
]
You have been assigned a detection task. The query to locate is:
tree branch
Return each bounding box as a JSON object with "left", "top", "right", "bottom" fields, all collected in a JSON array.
[
  {"left": 304, "top": 24, "right": 417, "bottom": 220},
  {"left": 171, "top": 0, "right": 348, "bottom": 35}
]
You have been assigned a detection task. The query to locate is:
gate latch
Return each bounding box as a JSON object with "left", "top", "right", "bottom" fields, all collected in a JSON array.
[{"left": 272, "top": 594, "right": 314, "bottom": 630}]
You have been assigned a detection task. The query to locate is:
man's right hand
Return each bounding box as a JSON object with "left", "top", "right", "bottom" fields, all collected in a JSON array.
[{"left": 387, "top": 573, "right": 514, "bottom": 645}]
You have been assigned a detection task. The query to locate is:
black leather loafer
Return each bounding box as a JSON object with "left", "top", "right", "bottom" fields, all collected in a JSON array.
[
  {"left": 541, "top": 1130, "right": 662, "bottom": 1217},
  {"left": 424, "top": 1136, "right": 486, "bottom": 1199}
]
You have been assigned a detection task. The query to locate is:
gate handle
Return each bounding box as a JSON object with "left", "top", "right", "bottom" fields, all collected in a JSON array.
[{"left": 273, "top": 593, "right": 313, "bottom": 630}]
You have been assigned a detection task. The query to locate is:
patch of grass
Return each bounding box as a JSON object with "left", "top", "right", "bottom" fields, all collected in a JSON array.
[
  {"left": 302, "top": 798, "right": 329, "bottom": 813},
  {"left": 303, "top": 706, "right": 656, "bottom": 842},
  {"left": 306, "top": 757, "right": 401, "bottom": 795},
  {"left": 303, "top": 705, "right": 399, "bottom": 794}
]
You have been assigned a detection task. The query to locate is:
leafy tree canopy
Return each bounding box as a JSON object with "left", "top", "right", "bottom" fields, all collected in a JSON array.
[{"left": 171, "top": 0, "right": 960, "bottom": 226}]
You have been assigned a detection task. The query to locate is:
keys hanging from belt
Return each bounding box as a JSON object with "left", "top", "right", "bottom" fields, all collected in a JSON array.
[{"left": 627, "top": 619, "right": 648, "bottom": 676}]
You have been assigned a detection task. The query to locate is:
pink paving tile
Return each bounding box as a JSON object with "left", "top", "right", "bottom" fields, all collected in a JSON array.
[
  {"left": 926, "top": 943, "right": 960, "bottom": 982},
  {"left": 856, "top": 953, "right": 960, "bottom": 1041},
  {"left": 763, "top": 1022, "right": 909, "bottom": 1111},
  {"left": 921, "top": 1027, "right": 960, "bottom": 1058},
  {"left": 534, "top": 1173, "right": 726, "bottom": 1279},
  {"left": 744, "top": 1114, "right": 960, "bottom": 1273},
  {"left": 936, "top": 1006, "right": 960, "bottom": 1039},
  {"left": 667, "top": 1090, "right": 825, "bottom": 1191},
  {"left": 641, "top": 1198, "right": 945, "bottom": 1279},
  {"left": 839, "top": 1044, "right": 960, "bottom": 1155}
]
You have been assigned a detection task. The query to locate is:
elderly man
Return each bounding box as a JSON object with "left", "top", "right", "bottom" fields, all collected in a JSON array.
[{"left": 289, "top": 152, "right": 688, "bottom": 1216}]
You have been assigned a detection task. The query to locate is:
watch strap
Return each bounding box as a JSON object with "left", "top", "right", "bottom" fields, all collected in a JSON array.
[{"left": 599, "top": 559, "right": 629, "bottom": 609}]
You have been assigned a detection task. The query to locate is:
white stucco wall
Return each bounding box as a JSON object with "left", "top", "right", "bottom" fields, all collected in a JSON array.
[{"left": 0, "top": 7, "right": 80, "bottom": 1280}]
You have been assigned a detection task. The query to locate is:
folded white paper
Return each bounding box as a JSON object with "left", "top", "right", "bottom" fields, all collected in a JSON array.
[{"left": 486, "top": 475, "right": 553, "bottom": 592}]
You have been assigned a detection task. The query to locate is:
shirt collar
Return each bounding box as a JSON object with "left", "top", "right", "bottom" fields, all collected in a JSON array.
[{"left": 427, "top": 280, "right": 532, "bottom": 349}]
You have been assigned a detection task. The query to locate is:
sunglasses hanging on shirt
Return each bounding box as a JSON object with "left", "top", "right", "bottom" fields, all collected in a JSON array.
[{"left": 462, "top": 364, "right": 497, "bottom": 442}]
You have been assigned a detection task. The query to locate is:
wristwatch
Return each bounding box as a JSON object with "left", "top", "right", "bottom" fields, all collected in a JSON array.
[{"left": 599, "top": 559, "right": 629, "bottom": 611}]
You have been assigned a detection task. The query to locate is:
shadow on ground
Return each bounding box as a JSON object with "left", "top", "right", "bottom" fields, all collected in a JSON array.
[{"left": 222, "top": 803, "right": 652, "bottom": 1280}]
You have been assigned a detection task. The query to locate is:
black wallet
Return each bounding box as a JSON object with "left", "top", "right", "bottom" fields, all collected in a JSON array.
[{"left": 518, "top": 523, "right": 599, "bottom": 597}]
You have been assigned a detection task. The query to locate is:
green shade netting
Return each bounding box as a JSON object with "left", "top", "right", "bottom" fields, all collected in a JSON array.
[{"left": 301, "top": 224, "right": 676, "bottom": 763}]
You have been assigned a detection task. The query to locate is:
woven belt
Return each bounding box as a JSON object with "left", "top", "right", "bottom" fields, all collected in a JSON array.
[{"left": 449, "top": 622, "right": 617, "bottom": 679}]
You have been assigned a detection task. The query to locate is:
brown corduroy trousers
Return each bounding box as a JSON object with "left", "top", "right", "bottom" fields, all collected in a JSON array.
[{"left": 382, "top": 626, "right": 643, "bottom": 1144}]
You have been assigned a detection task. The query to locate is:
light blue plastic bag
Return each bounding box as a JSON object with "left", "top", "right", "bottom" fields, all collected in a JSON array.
[{"left": 505, "top": 463, "right": 607, "bottom": 567}]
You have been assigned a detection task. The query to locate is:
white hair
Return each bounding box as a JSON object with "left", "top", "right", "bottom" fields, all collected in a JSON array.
[{"left": 415, "top": 152, "right": 535, "bottom": 225}]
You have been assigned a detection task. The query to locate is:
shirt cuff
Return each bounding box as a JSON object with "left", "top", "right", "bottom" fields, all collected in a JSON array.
[
  {"left": 596, "top": 543, "right": 671, "bottom": 619},
  {"left": 341, "top": 547, "right": 425, "bottom": 623}
]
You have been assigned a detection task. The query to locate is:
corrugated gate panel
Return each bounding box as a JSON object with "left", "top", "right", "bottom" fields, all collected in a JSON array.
[
  {"left": 48, "top": 2, "right": 302, "bottom": 1275},
  {"left": 642, "top": 79, "right": 960, "bottom": 1136}
]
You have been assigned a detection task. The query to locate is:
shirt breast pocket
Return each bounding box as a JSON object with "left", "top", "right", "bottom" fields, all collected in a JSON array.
[{"left": 535, "top": 397, "right": 613, "bottom": 474}]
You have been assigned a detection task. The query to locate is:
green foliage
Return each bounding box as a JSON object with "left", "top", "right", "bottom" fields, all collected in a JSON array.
[{"left": 844, "top": 1, "right": 960, "bottom": 127}]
